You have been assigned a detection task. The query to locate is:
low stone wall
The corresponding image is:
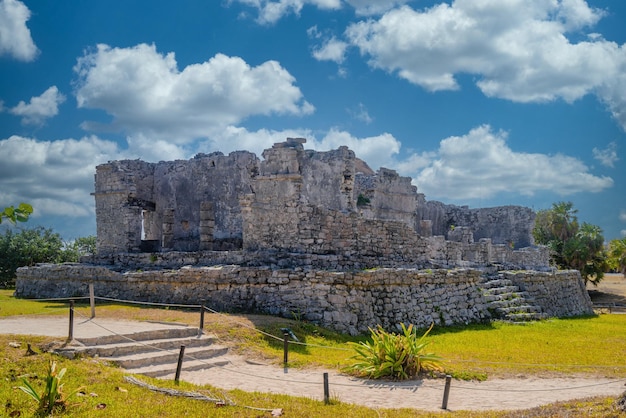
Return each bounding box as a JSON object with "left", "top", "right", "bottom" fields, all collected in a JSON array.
[
  {"left": 16, "top": 264, "right": 593, "bottom": 334},
  {"left": 502, "top": 270, "right": 594, "bottom": 317}
]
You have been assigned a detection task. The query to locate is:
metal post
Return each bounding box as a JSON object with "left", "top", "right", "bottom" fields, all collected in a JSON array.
[
  {"left": 323, "top": 372, "right": 330, "bottom": 405},
  {"left": 89, "top": 283, "right": 95, "bottom": 318},
  {"left": 283, "top": 331, "right": 289, "bottom": 365},
  {"left": 175, "top": 345, "right": 186, "bottom": 384},
  {"left": 441, "top": 375, "right": 452, "bottom": 410},
  {"left": 199, "top": 305, "right": 205, "bottom": 337},
  {"left": 68, "top": 300, "right": 75, "bottom": 341}
]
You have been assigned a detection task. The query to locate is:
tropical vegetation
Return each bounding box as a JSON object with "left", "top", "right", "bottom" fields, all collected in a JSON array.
[
  {"left": 533, "top": 201, "right": 608, "bottom": 285},
  {"left": 345, "top": 323, "right": 442, "bottom": 380},
  {"left": 0, "top": 202, "right": 33, "bottom": 224},
  {"left": 0, "top": 226, "right": 96, "bottom": 287}
]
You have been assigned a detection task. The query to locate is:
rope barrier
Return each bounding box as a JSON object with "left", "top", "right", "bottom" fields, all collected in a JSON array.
[
  {"left": 9, "top": 293, "right": 626, "bottom": 371},
  {"left": 200, "top": 305, "right": 351, "bottom": 351},
  {"left": 68, "top": 309, "right": 625, "bottom": 395},
  {"left": 451, "top": 379, "right": 626, "bottom": 393},
  {"left": 18, "top": 296, "right": 90, "bottom": 302},
  {"left": 94, "top": 296, "right": 201, "bottom": 309}
]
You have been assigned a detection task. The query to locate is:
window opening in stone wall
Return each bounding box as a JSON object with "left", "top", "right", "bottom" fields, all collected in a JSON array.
[{"left": 140, "top": 208, "right": 160, "bottom": 252}]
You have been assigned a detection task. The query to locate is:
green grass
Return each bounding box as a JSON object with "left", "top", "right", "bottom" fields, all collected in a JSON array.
[{"left": 2, "top": 290, "right": 626, "bottom": 416}]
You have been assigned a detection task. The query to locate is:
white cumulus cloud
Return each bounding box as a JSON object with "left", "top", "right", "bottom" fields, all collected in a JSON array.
[
  {"left": 345, "top": 1, "right": 626, "bottom": 130},
  {"left": 0, "top": 0, "right": 38, "bottom": 61},
  {"left": 345, "top": 0, "right": 411, "bottom": 16},
  {"left": 73, "top": 43, "right": 314, "bottom": 143},
  {"left": 0, "top": 135, "right": 121, "bottom": 219},
  {"left": 592, "top": 142, "right": 619, "bottom": 168},
  {"left": 9, "top": 86, "right": 66, "bottom": 125},
  {"left": 412, "top": 125, "right": 613, "bottom": 200},
  {"left": 231, "top": 0, "right": 342, "bottom": 24},
  {"left": 312, "top": 36, "right": 349, "bottom": 63}
]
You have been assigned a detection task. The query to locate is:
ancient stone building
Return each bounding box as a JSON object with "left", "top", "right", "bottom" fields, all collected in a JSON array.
[
  {"left": 16, "top": 138, "right": 594, "bottom": 333},
  {"left": 92, "top": 138, "right": 537, "bottom": 263}
]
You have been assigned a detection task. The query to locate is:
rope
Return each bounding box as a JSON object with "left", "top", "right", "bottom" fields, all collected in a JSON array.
[
  {"left": 94, "top": 296, "right": 201, "bottom": 309},
  {"left": 200, "top": 305, "right": 351, "bottom": 351},
  {"left": 71, "top": 310, "right": 625, "bottom": 395},
  {"left": 451, "top": 379, "right": 626, "bottom": 393},
  {"left": 18, "top": 296, "right": 90, "bottom": 302}
]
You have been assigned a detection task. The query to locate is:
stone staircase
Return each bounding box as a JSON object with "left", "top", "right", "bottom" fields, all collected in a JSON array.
[
  {"left": 481, "top": 276, "right": 546, "bottom": 322},
  {"left": 57, "top": 327, "right": 230, "bottom": 378}
]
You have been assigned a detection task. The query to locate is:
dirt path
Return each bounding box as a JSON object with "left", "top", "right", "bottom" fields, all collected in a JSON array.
[
  {"left": 177, "top": 356, "right": 626, "bottom": 412},
  {"left": 2, "top": 315, "right": 624, "bottom": 411}
]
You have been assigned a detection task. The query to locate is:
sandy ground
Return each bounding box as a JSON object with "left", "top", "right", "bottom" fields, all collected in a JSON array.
[
  {"left": 2, "top": 315, "right": 625, "bottom": 412},
  {"left": 177, "top": 356, "right": 626, "bottom": 412}
]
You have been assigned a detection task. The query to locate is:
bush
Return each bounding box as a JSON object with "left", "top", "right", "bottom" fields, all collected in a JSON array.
[{"left": 344, "top": 323, "right": 443, "bottom": 380}]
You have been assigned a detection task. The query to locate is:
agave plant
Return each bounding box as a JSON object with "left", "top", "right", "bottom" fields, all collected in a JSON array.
[
  {"left": 18, "top": 360, "right": 82, "bottom": 416},
  {"left": 345, "top": 323, "right": 443, "bottom": 380}
]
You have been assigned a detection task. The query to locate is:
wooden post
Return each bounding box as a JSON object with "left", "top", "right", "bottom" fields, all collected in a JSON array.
[
  {"left": 283, "top": 332, "right": 289, "bottom": 365},
  {"left": 89, "top": 283, "right": 95, "bottom": 319},
  {"left": 68, "top": 300, "right": 75, "bottom": 341},
  {"left": 175, "top": 345, "right": 186, "bottom": 384},
  {"left": 323, "top": 372, "right": 330, "bottom": 405},
  {"left": 441, "top": 375, "right": 452, "bottom": 410},
  {"left": 199, "top": 305, "right": 205, "bottom": 337}
]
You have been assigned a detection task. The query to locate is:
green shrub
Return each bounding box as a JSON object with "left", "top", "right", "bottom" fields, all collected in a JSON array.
[
  {"left": 344, "top": 323, "right": 442, "bottom": 380},
  {"left": 18, "top": 360, "right": 83, "bottom": 416}
]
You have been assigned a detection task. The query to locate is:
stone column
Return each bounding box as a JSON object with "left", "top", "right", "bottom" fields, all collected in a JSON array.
[
  {"left": 199, "top": 202, "right": 215, "bottom": 250},
  {"left": 161, "top": 209, "right": 175, "bottom": 250}
]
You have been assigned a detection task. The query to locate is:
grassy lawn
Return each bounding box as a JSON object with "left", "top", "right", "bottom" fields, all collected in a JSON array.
[{"left": 2, "top": 289, "right": 625, "bottom": 416}]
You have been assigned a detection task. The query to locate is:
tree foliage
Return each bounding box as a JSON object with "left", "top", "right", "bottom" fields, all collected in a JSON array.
[
  {"left": 60, "top": 236, "right": 97, "bottom": 262},
  {"left": 0, "top": 203, "right": 33, "bottom": 224},
  {"left": 0, "top": 227, "right": 65, "bottom": 286},
  {"left": 0, "top": 228, "right": 95, "bottom": 288},
  {"left": 532, "top": 201, "right": 607, "bottom": 285},
  {"left": 607, "top": 238, "right": 626, "bottom": 275}
]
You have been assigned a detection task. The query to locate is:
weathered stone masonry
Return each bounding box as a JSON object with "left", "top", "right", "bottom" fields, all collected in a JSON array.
[
  {"left": 16, "top": 138, "right": 594, "bottom": 333},
  {"left": 16, "top": 263, "right": 589, "bottom": 335}
]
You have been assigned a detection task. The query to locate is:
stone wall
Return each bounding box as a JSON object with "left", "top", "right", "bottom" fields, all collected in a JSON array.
[
  {"left": 93, "top": 151, "right": 259, "bottom": 255},
  {"left": 15, "top": 264, "right": 593, "bottom": 334},
  {"left": 502, "top": 270, "right": 594, "bottom": 317},
  {"left": 416, "top": 200, "right": 536, "bottom": 248}
]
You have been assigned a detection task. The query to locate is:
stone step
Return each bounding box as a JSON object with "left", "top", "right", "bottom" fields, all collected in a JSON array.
[
  {"left": 490, "top": 300, "right": 531, "bottom": 310},
  {"left": 481, "top": 275, "right": 545, "bottom": 323},
  {"left": 505, "top": 312, "right": 547, "bottom": 322},
  {"left": 73, "top": 334, "right": 215, "bottom": 358},
  {"left": 481, "top": 279, "right": 514, "bottom": 288},
  {"left": 55, "top": 326, "right": 231, "bottom": 380},
  {"left": 104, "top": 344, "right": 229, "bottom": 369},
  {"left": 495, "top": 305, "right": 543, "bottom": 315},
  {"left": 77, "top": 326, "right": 200, "bottom": 346},
  {"left": 128, "top": 357, "right": 231, "bottom": 378},
  {"left": 484, "top": 285, "right": 519, "bottom": 295}
]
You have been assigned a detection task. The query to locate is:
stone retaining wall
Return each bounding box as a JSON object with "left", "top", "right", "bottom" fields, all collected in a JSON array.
[
  {"left": 502, "top": 270, "right": 594, "bottom": 317},
  {"left": 16, "top": 264, "right": 593, "bottom": 334}
]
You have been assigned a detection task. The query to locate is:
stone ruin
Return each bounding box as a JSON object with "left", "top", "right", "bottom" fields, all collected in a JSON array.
[{"left": 16, "top": 138, "right": 594, "bottom": 334}]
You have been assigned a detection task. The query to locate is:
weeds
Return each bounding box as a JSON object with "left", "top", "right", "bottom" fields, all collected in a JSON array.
[{"left": 17, "top": 359, "right": 83, "bottom": 416}]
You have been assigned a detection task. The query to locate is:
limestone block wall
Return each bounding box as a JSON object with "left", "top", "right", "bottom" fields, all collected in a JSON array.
[
  {"left": 502, "top": 270, "right": 594, "bottom": 317},
  {"left": 15, "top": 264, "right": 594, "bottom": 334},
  {"left": 416, "top": 201, "right": 536, "bottom": 248},
  {"left": 94, "top": 151, "right": 259, "bottom": 254},
  {"left": 242, "top": 197, "right": 432, "bottom": 266},
  {"left": 355, "top": 168, "right": 418, "bottom": 228},
  {"left": 93, "top": 160, "right": 155, "bottom": 255}
]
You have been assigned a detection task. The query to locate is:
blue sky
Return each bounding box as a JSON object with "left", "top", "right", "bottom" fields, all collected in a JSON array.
[{"left": 0, "top": 0, "right": 625, "bottom": 241}]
